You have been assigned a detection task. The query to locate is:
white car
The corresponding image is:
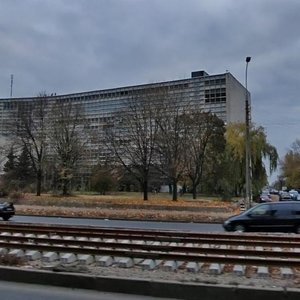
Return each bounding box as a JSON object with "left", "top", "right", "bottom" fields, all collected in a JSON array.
[{"left": 289, "top": 189, "right": 299, "bottom": 201}]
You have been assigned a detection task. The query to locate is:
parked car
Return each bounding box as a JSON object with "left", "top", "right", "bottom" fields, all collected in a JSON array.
[
  {"left": 269, "top": 188, "right": 279, "bottom": 195},
  {"left": 0, "top": 202, "right": 15, "bottom": 221},
  {"left": 257, "top": 192, "right": 272, "bottom": 203},
  {"left": 223, "top": 201, "right": 300, "bottom": 233},
  {"left": 289, "top": 189, "right": 299, "bottom": 201},
  {"left": 279, "top": 191, "right": 293, "bottom": 201}
]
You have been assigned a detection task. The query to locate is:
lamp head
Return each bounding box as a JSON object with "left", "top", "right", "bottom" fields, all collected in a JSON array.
[{"left": 246, "top": 57, "right": 251, "bottom": 63}]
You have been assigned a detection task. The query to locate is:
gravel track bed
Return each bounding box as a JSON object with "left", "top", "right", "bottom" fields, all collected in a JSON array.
[
  {"left": 25, "top": 260, "right": 300, "bottom": 290},
  {"left": 11, "top": 202, "right": 300, "bottom": 291}
]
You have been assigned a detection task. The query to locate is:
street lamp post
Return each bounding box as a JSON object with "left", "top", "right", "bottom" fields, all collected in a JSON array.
[{"left": 245, "top": 56, "right": 252, "bottom": 209}]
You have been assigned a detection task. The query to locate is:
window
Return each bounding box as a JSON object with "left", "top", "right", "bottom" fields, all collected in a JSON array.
[
  {"left": 205, "top": 88, "right": 226, "bottom": 103},
  {"left": 251, "top": 204, "right": 271, "bottom": 216},
  {"left": 288, "top": 204, "right": 300, "bottom": 215},
  {"left": 271, "top": 203, "right": 295, "bottom": 216},
  {"left": 205, "top": 78, "right": 226, "bottom": 86}
]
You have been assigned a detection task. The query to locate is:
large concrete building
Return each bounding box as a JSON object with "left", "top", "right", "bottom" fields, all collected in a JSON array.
[
  {"left": 0, "top": 70, "right": 248, "bottom": 183},
  {"left": 0, "top": 69, "right": 247, "bottom": 131}
]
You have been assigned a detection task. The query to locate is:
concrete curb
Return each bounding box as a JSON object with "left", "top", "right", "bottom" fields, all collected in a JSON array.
[{"left": 0, "top": 266, "right": 299, "bottom": 300}]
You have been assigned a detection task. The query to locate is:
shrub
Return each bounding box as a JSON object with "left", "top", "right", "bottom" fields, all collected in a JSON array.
[
  {"left": 90, "top": 171, "right": 114, "bottom": 195},
  {"left": 8, "top": 191, "right": 25, "bottom": 202}
]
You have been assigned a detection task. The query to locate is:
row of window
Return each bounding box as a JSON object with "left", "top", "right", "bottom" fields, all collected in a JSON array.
[
  {"left": 205, "top": 88, "right": 226, "bottom": 96},
  {"left": 88, "top": 116, "right": 114, "bottom": 123},
  {"left": 204, "top": 78, "right": 226, "bottom": 86},
  {"left": 2, "top": 81, "right": 222, "bottom": 112},
  {"left": 205, "top": 98, "right": 226, "bottom": 103},
  {"left": 3, "top": 102, "right": 18, "bottom": 110},
  {"left": 55, "top": 83, "right": 190, "bottom": 103}
]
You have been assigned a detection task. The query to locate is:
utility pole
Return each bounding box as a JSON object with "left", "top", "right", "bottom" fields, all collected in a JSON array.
[
  {"left": 10, "top": 74, "right": 14, "bottom": 98},
  {"left": 245, "top": 57, "right": 252, "bottom": 209}
]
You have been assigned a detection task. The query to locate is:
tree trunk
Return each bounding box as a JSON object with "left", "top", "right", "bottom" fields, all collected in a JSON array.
[
  {"left": 143, "top": 179, "right": 148, "bottom": 201},
  {"left": 36, "top": 169, "right": 42, "bottom": 196},
  {"left": 62, "top": 179, "right": 68, "bottom": 195},
  {"left": 192, "top": 186, "right": 197, "bottom": 199},
  {"left": 172, "top": 181, "right": 178, "bottom": 201},
  {"left": 168, "top": 184, "right": 172, "bottom": 194}
]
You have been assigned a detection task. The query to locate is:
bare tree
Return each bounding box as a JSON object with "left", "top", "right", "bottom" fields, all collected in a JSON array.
[
  {"left": 48, "top": 100, "right": 89, "bottom": 195},
  {"left": 8, "top": 92, "right": 50, "bottom": 196},
  {"left": 154, "top": 89, "right": 190, "bottom": 201},
  {"left": 105, "top": 90, "right": 159, "bottom": 200},
  {"left": 184, "top": 111, "right": 226, "bottom": 199}
]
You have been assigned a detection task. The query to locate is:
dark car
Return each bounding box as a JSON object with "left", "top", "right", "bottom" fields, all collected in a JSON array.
[
  {"left": 0, "top": 202, "right": 15, "bottom": 221},
  {"left": 223, "top": 201, "right": 300, "bottom": 233}
]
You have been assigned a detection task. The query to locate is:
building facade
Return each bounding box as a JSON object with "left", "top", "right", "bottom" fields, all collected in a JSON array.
[
  {"left": 0, "top": 70, "right": 248, "bottom": 184},
  {"left": 0, "top": 70, "right": 247, "bottom": 131}
]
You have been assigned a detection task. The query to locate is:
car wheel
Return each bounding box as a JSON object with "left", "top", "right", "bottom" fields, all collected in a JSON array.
[
  {"left": 295, "top": 224, "right": 300, "bottom": 234},
  {"left": 2, "top": 216, "right": 10, "bottom": 221},
  {"left": 233, "top": 224, "right": 246, "bottom": 232}
]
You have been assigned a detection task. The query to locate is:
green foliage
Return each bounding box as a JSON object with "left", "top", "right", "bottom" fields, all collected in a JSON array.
[
  {"left": 3, "top": 147, "right": 17, "bottom": 174},
  {"left": 15, "top": 146, "right": 35, "bottom": 188},
  {"left": 224, "top": 123, "right": 278, "bottom": 197},
  {"left": 281, "top": 140, "right": 300, "bottom": 187},
  {"left": 2, "top": 146, "right": 35, "bottom": 192}
]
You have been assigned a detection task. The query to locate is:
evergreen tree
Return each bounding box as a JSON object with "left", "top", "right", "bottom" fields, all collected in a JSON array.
[
  {"left": 3, "top": 147, "right": 17, "bottom": 174},
  {"left": 2, "top": 147, "right": 18, "bottom": 190},
  {"left": 16, "top": 146, "right": 35, "bottom": 188}
]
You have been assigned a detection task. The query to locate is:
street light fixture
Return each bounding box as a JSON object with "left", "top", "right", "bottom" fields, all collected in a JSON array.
[{"left": 245, "top": 56, "right": 252, "bottom": 209}]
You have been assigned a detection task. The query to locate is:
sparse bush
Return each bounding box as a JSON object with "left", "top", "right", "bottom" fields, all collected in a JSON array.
[
  {"left": 90, "top": 167, "right": 115, "bottom": 195},
  {"left": 0, "top": 189, "right": 8, "bottom": 197},
  {"left": 8, "top": 191, "right": 25, "bottom": 202}
]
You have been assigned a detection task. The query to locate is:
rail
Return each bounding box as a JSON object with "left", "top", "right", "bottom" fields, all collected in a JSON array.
[{"left": 0, "top": 222, "right": 299, "bottom": 268}]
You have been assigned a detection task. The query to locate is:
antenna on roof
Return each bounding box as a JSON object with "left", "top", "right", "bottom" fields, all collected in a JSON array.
[{"left": 10, "top": 74, "right": 14, "bottom": 98}]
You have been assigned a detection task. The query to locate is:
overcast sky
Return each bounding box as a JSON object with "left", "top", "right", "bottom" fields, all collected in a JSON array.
[{"left": 0, "top": 0, "right": 299, "bottom": 183}]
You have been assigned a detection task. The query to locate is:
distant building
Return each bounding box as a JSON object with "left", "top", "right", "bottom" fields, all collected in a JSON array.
[{"left": 0, "top": 70, "right": 248, "bottom": 184}]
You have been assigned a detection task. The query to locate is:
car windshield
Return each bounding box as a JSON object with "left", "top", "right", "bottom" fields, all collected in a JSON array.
[{"left": 248, "top": 204, "right": 270, "bottom": 216}]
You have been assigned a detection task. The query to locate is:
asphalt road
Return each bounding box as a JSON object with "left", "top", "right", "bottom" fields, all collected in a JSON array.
[
  {"left": 11, "top": 215, "right": 224, "bottom": 232},
  {"left": 0, "top": 280, "right": 177, "bottom": 300}
]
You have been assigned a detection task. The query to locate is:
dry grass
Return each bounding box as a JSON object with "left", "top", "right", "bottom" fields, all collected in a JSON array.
[
  {"left": 16, "top": 192, "right": 234, "bottom": 207},
  {"left": 13, "top": 192, "right": 240, "bottom": 223}
]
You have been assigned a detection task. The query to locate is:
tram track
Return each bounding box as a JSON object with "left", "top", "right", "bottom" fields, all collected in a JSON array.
[
  {"left": 0, "top": 222, "right": 299, "bottom": 270},
  {"left": 1, "top": 222, "right": 300, "bottom": 247}
]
